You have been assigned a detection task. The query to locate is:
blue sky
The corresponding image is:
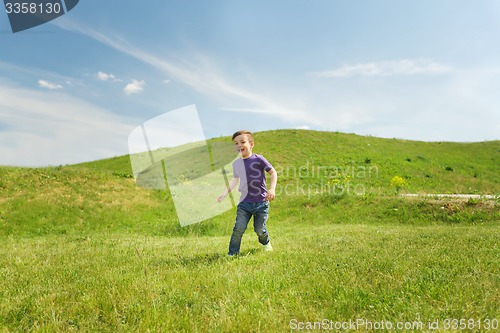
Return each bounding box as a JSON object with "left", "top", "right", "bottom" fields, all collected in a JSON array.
[{"left": 1, "top": 0, "right": 499, "bottom": 166}]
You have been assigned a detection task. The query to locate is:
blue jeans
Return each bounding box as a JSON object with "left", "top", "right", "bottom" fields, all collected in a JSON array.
[{"left": 228, "top": 201, "right": 270, "bottom": 255}]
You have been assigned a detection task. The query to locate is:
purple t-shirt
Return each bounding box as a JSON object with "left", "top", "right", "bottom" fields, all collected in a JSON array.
[{"left": 232, "top": 153, "right": 273, "bottom": 202}]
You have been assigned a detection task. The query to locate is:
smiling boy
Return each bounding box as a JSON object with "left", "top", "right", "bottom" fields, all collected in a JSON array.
[{"left": 217, "top": 130, "right": 277, "bottom": 256}]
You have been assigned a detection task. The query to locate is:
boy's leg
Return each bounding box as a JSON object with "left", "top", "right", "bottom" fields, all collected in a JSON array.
[
  {"left": 253, "top": 201, "right": 270, "bottom": 246},
  {"left": 228, "top": 202, "right": 252, "bottom": 255}
]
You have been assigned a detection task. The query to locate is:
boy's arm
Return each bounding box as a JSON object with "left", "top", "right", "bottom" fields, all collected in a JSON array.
[
  {"left": 265, "top": 167, "right": 278, "bottom": 201},
  {"left": 217, "top": 177, "right": 239, "bottom": 202}
]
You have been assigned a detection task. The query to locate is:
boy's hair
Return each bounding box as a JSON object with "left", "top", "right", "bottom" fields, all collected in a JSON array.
[{"left": 232, "top": 130, "right": 254, "bottom": 142}]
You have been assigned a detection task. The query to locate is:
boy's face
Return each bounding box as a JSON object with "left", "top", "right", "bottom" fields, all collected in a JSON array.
[{"left": 233, "top": 134, "right": 254, "bottom": 158}]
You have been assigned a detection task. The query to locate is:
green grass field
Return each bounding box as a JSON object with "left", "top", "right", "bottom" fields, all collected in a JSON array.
[{"left": 0, "top": 130, "right": 499, "bottom": 332}]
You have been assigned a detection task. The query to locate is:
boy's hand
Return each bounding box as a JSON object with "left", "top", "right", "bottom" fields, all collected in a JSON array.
[
  {"left": 266, "top": 168, "right": 277, "bottom": 202},
  {"left": 265, "top": 188, "right": 276, "bottom": 201},
  {"left": 217, "top": 177, "right": 239, "bottom": 203},
  {"left": 216, "top": 193, "right": 226, "bottom": 203}
]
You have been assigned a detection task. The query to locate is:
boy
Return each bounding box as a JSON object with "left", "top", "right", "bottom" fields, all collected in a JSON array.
[{"left": 217, "top": 130, "right": 277, "bottom": 256}]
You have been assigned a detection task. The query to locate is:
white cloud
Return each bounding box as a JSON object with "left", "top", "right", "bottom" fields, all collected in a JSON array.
[
  {"left": 0, "top": 81, "right": 135, "bottom": 166},
  {"left": 123, "top": 79, "right": 145, "bottom": 95},
  {"left": 294, "top": 125, "right": 310, "bottom": 130},
  {"left": 55, "top": 20, "right": 310, "bottom": 123},
  {"left": 311, "top": 59, "right": 452, "bottom": 78},
  {"left": 218, "top": 107, "right": 274, "bottom": 113},
  {"left": 38, "top": 79, "right": 63, "bottom": 90},
  {"left": 97, "top": 71, "right": 118, "bottom": 81},
  {"left": 307, "top": 68, "right": 500, "bottom": 141},
  {"left": 53, "top": 21, "right": 498, "bottom": 142}
]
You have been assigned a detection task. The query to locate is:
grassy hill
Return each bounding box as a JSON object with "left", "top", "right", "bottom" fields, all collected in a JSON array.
[
  {"left": 82, "top": 129, "right": 500, "bottom": 191},
  {"left": 1, "top": 130, "right": 498, "bottom": 237},
  {"left": 0, "top": 130, "right": 499, "bottom": 332}
]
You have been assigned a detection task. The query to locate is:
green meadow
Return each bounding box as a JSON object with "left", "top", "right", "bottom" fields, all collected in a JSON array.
[{"left": 0, "top": 130, "right": 499, "bottom": 332}]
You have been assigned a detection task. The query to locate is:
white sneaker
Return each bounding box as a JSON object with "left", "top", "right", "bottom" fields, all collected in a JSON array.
[{"left": 264, "top": 242, "right": 273, "bottom": 252}]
